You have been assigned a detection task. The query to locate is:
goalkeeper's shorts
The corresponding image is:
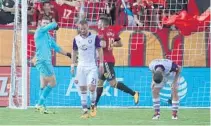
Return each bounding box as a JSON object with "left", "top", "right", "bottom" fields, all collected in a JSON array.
[{"left": 36, "top": 61, "right": 54, "bottom": 77}]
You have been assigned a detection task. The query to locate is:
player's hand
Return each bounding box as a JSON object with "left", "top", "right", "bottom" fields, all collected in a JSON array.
[
  {"left": 71, "top": 64, "right": 75, "bottom": 76},
  {"left": 54, "top": 25, "right": 59, "bottom": 30},
  {"left": 66, "top": 52, "right": 71, "bottom": 59},
  {"left": 99, "top": 63, "right": 104, "bottom": 75}
]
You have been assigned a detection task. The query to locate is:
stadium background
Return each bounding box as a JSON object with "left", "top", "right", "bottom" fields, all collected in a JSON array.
[{"left": 0, "top": 0, "right": 210, "bottom": 108}]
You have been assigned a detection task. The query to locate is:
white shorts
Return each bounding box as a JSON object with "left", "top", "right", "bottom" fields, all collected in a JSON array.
[
  {"left": 75, "top": 66, "right": 98, "bottom": 86},
  {"left": 153, "top": 72, "right": 179, "bottom": 88}
]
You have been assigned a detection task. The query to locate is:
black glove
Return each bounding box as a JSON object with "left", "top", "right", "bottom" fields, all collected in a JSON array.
[
  {"left": 54, "top": 25, "right": 59, "bottom": 30},
  {"left": 66, "top": 52, "right": 71, "bottom": 59}
]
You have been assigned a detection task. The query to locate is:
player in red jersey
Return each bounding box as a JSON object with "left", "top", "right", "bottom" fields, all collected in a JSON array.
[
  {"left": 54, "top": 0, "right": 77, "bottom": 27},
  {"left": 95, "top": 16, "right": 140, "bottom": 111}
]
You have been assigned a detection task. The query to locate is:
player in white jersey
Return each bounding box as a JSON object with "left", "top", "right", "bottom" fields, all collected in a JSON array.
[
  {"left": 149, "top": 59, "right": 181, "bottom": 120},
  {"left": 71, "top": 20, "right": 104, "bottom": 119}
]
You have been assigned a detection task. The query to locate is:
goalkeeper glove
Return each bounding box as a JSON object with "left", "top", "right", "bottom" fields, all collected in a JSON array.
[
  {"left": 54, "top": 25, "right": 59, "bottom": 30},
  {"left": 66, "top": 52, "right": 71, "bottom": 59}
]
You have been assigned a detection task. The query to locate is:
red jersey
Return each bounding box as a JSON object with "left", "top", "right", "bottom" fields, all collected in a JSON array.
[
  {"left": 98, "top": 25, "right": 123, "bottom": 63},
  {"left": 55, "top": 4, "right": 77, "bottom": 26}
]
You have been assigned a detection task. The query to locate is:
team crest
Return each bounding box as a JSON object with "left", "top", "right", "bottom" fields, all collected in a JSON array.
[{"left": 88, "top": 40, "right": 92, "bottom": 44}]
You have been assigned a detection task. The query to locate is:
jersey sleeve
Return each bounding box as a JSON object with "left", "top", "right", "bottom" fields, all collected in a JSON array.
[
  {"left": 149, "top": 61, "right": 154, "bottom": 71},
  {"left": 50, "top": 38, "right": 61, "bottom": 53},
  {"left": 73, "top": 38, "right": 78, "bottom": 51},
  {"left": 39, "top": 22, "right": 58, "bottom": 33},
  {"left": 95, "top": 35, "right": 101, "bottom": 48}
]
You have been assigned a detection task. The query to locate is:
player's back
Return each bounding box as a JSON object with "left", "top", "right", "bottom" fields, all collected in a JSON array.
[
  {"left": 74, "top": 33, "right": 99, "bottom": 67},
  {"left": 149, "top": 59, "right": 173, "bottom": 74}
]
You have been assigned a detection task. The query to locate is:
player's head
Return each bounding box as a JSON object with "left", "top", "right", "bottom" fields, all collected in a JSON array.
[
  {"left": 40, "top": 16, "right": 51, "bottom": 27},
  {"left": 98, "top": 16, "right": 110, "bottom": 29},
  {"left": 43, "top": 1, "right": 51, "bottom": 11},
  {"left": 153, "top": 67, "right": 164, "bottom": 84},
  {"left": 78, "top": 19, "right": 89, "bottom": 37}
]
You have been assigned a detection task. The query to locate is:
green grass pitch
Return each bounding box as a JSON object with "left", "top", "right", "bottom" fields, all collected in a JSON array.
[{"left": 0, "top": 108, "right": 210, "bottom": 125}]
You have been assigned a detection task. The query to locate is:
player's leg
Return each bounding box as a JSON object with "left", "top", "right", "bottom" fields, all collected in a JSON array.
[
  {"left": 87, "top": 67, "right": 98, "bottom": 117},
  {"left": 36, "top": 62, "right": 56, "bottom": 113},
  {"left": 151, "top": 82, "right": 162, "bottom": 119},
  {"left": 79, "top": 85, "right": 89, "bottom": 119},
  {"left": 77, "top": 67, "right": 89, "bottom": 119},
  {"left": 95, "top": 77, "right": 106, "bottom": 107},
  {"left": 106, "top": 62, "right": 139, "bottom": 104},
  {"left": 35, "top": 76, "right": 47, "bottom": 111},
  {"left": 171, "top": 81, "right": 179, "bottom": 120}
]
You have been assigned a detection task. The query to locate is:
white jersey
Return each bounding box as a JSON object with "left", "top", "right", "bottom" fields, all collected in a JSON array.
[
  {"left": 73, "top": 33, "right": 101, "bottom": 67},
  {"left": 149, "top": 59, "right": 177, "bottom": 76}
]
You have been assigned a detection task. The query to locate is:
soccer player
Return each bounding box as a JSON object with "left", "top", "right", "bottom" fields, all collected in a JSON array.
[
  {"left": 149, "top": 59, "right": 181, "bottom": 120},
  {"left": 71, "top": 20, "right": 104, "bottom": 119},
  {"left": 95, "top": 16, "right": 139, "bottom": 108},
  {"left": 34, "top": 16, "right": 72, "bottom": 113}
]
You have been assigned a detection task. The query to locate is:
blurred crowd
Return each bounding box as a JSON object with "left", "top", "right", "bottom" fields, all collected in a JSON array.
[{"left": 0, "top": 0, "right": 188, "bottom": 27}]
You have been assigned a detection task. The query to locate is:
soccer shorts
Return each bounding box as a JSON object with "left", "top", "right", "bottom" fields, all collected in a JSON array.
[
  {"left": 76, "top": 66, "right": 98, "bottom": 86},
  {"left": 36, "top": 61, "right": 54, "bottom": 77},
  {"left": 99, "top": 62, "right": 115, "bottom": 81},
  {"left": 153, "top": 72, "right": 179, "bottom": 88}
]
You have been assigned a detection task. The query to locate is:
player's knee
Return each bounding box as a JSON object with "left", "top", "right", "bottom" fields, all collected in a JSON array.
[
  {"left": 172, "top": 88, "right": 178, "bottom": 94},
  {"left": 80, "top": 86, "right": 87, "bottom": 91},
  {"left": 97, "top": 79, "right": 104, "bottom": 87},
  {"left": 152, "top": 88, "right": 160, "bottom": 95},
  {"left": 109, "top": 79, "right": 117, "bottom": 87},
  {"left": 89, "top": 85, "right": 96, "bottom": 92}
]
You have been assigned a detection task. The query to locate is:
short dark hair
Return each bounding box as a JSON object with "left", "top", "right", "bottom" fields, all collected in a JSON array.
[
  {"left": 153, "top": 71, "right": 163, "bottom": 84},
  {"left": 79, "top": 19, "right": 88, "bottom": 25},
  {"left": 99, "top": 16, "right": 110, "bottom": 26}
]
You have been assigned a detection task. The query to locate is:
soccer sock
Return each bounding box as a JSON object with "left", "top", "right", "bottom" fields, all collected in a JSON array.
[
  {"left": 95, "top": 87, "right": 103, "bottom": 106},
  {"left": 81, "top": 91, "right": 88, "bottom": 112},
  {"left": 172, "top": 100, "right": 179, "bottom": 115},
  {"left": 39, "top": 88, "right": 44, "bottom": 97},
  {"left": 38, "top": 85, "right": 53, "bottom": 106},
  {"left": 90, "top": 91, "right": 96, "bottom": 106},
  {"left": 153, "top": 98, "right": 160, "bottom": 114},
  {"left": 116, "top": 82, "right": 135, "bottom": 96},
  {"left": 38, "top": 88, "right": 45, "bottom": 107}
]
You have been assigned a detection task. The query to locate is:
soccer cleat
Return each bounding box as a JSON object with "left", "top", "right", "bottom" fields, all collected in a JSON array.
[
  {"left": 152, "top": 113, "right": 160, "bottom": 120},
  {"left": 133, "top": 91, "right": 139, "bottom": 105},
  {"left": 172, "top": 115, "right": 178, "bottom": 120},
  {"left": 80, "top": 111, "right": 89, "bottom": 119},
  {"left": 35, "top": 104, "right": 43, "bottom": 112},
  {"left": 90, "top": 105, "right": 97, "bottom": 117}
]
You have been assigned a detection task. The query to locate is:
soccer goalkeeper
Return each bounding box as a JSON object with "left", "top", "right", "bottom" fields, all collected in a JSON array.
[{"left": 34, "top": 16, "right": 71, "bottom": 114}]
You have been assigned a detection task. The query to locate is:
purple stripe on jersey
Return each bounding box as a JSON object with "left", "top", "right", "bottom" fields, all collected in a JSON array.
[
  {"left": 155, "top": 65, "right": 165, "bottom": 71},
  {"left": 73, "top": 38, "right": 78, "bottom": 50},
  {"left": 95, "top": 36, "right": 101, "bottom": 48},
  {"left": 170, "top": 62, "right": 179, "bottom": 72}
]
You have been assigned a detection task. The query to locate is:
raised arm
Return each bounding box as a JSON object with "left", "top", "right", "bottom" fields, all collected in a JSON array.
[{"left": 39, "top": 22, "right": 58, "bottom": 33}]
